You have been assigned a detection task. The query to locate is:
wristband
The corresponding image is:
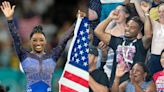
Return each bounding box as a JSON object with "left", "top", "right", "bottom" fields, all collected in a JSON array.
[{"left": 145, "top": 13, "right": 150, "bottom": 16}]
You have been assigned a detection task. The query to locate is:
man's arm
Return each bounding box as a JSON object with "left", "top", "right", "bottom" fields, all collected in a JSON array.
[
  {"left": 89, "top": 76, "right": 109, "bottom": 92},
  {"left": 94, "top": 11, "right": 118, "bottom": 45},
  {"left": 94, "top": 17, "right": 112, "bottom": 45},
  {"left": 133, "top": 0, "right": 146, "bottom": 22},
  {"left": 142, "top": 13, "right": 152, "bottom": 49},
  {"left": 141, "top": 2, "right": 152, "bottom": 49}
]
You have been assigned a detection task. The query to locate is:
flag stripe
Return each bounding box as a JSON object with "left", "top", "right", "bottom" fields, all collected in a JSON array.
[
  {"left": 61, "top": 84, "right": 78, "bottom": 92},
  {"left": 59, "top": 17, "right": 89, "bottom": 92},
  {"left": 67, "top": 16, "right": 82, "bottom": 62},
  {"left": 64, "top": 71, "right": 89, "bottom": 88},
  {"left": 60, "top": 78, "right": 89, "bottom": 92},
  {"left": 64, "top": 64, "right": 89, "bottom": 80}
]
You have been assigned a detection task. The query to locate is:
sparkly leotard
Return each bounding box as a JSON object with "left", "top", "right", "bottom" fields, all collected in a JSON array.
[{"left": 8, "top": 20, "right": 73, "bottom": 92}]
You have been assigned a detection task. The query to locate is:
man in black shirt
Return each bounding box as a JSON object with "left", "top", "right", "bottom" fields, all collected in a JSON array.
[
  {"left": 94, "top": 10, "right": 152, "bottom": 87},
  {"left": 89, "top": 45, "right": 109, "bottom": 92}
]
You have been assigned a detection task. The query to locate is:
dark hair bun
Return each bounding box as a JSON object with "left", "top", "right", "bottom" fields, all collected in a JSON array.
[
  {"left": 30, "top": 25, "right": 46, "bottom": 39},
  {"left": 33, "top": 25, "right": 43, "bottom": 32}
]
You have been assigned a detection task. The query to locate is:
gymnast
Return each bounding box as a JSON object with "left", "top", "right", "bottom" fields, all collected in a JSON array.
[{"left": 0, "top": 1, "right": 75, "bottom": 92}]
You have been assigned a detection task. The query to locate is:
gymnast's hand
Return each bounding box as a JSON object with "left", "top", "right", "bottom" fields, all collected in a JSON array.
[{"left": 0, "top": 1, "right": 16, "bottom": 20}]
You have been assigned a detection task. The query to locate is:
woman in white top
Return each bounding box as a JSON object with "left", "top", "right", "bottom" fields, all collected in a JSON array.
[{"left": 133, "top": 0, "right": 164, "bottom": 75}]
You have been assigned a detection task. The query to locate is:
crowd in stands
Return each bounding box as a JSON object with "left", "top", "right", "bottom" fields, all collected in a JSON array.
[
  {"left": 1, "top": 0, "right": 164, "bottom": 92},
  {"left": 89, "top": 0, "right": 164, "bottom": 92}
]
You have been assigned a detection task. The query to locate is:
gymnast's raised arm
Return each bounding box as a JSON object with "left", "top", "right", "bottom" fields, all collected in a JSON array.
[{"left": 1, "top": 1, "right": 25, "bottom": 61}]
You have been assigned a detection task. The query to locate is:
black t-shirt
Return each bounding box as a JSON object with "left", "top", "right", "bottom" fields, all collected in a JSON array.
[
  {"left": 89, "top": 68, "right": 109, "bottom": 92},
  {"left": 108, "top": 36, "right": 148, "bottom": 87}
]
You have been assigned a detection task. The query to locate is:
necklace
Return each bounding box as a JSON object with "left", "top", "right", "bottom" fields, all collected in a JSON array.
[
  {"left": 116, "top": 37, "right": 137, "bottom": 71},
  {"left": 122, "top": 39, "right": 137, "bottom": 66},
  {"left": 122, "top": 39, "right": 137, "bottom": 63}
]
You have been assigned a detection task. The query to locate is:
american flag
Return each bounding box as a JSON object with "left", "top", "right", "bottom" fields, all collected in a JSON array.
[{"left": 59, "top": 17, "right": 89, "bottom": 92}]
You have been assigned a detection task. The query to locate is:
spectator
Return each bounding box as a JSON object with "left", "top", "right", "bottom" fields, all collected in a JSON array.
[
  {"left": 134, "top": 0, "right": 164, "bottom": 75},
  {"left": 153, "top": 49, "right": 164, "bottom": 92},
  {"left": 94, "top": 10, "right": 152, "bottom": 87},
  {"left": 149, "top": 0, "right": 164, "bottom": 21},
  {"left": 89, "top": 0, "right": 101, "bottom": 46},
  {"left": 89, "top": 45, "right": 109, "bottom": 92},
  {"left": 97, "top": 41, "right": 114, "bottom": 79},
  {"left": 111, "top": 62, "right": 156, "bottom": 92},
  {"left": 104, "top": 4, "right": 142, "bottom": 38},
  {"left": 96, "top": 4, "right": 132, "bottom": 80},
  {"left": 105, "top": 5, "right": 129, "bottom": 37},
  {"left": 89, "top": 0, "right": 101, "bottom": 30}
]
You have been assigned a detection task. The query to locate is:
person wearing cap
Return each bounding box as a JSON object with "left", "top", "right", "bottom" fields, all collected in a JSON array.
[{"left": 88, "top": 45, "right": 109, "bottom": 92}]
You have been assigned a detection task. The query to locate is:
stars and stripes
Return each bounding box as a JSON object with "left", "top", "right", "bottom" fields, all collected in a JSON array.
[{"left": 59, "top": 17, "right": 89, "bottom": 92}]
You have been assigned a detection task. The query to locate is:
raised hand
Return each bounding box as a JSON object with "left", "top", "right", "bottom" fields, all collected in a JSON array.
[
  {"left": 115, "top": 64, "right": 127, "bottom": 78},
  {"left": 108, "top": 10, "right": 119, "bottom": 20},
  {"left": 0, "top": 1, "right": 15, "bottom": 20},
  {"left": 140, "top": 1, "right": 151, "bottom": 13},
  {"left": 98, "top": 41, "right": 108, "bottom": 56},
  {"left": 77, "top": 10, "right": 86, "bottom": 18}
]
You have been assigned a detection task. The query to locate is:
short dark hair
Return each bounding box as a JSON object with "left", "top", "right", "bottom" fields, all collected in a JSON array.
[
  {"left": 128, "top": 16, "right": 143, "bottom": 31},
  {"left": 30, "top": 25, "right": 46, "bottom": 39}
]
